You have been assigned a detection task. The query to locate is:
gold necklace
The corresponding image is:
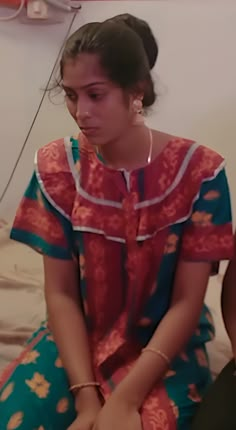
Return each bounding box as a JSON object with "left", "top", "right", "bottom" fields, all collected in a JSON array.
[
  {"left": 147, "top": 128, "right": 153, "bottom": 164},
  {"left": 97, "top": 128, "right": 153, "bottom": 166}
]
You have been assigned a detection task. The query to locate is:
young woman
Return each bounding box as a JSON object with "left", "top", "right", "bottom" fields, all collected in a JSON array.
[
  {"left": 0, "top": 13, "right": 234, "bottom": 430},
  {"left": 191, "top": 232, "right": 236, "bottom": 430}
]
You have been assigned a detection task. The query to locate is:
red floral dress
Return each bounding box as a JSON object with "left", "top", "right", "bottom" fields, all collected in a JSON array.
[{"left": 0, "top": 134, "right": 233, "bottom": 430}]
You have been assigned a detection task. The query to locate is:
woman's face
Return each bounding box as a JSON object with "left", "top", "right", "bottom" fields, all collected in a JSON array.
[{"left": 62, "top": 53, "right": 134, "bottom": 146}]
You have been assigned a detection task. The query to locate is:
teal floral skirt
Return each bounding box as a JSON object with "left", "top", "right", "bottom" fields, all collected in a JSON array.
[{"left": 0, "top": 323, "right": 212, "bottom": 430}]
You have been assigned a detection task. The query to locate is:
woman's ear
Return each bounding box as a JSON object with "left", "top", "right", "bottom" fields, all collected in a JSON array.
[{"left": 129, "top": 89, "right": 144, "bottom": 113}]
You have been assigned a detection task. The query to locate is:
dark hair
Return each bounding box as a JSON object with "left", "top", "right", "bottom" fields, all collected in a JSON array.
[{"left": 60, "top": 14, "right": 158, "bottom": 108}]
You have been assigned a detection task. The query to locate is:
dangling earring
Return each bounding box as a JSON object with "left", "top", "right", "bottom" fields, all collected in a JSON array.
[{"left": 132, "top": 98, "right": 144, "bottom": 125}]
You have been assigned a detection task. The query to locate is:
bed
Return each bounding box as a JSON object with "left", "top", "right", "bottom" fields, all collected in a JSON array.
[{"left": 0, "top": 219, "right": 232, "bottom": 377}]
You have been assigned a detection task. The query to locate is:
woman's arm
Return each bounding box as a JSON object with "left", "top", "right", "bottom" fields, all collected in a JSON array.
[
  {"left": 112, "top": 168, "right": 233, "bottom": 409},
  {"left": 44, "top": 256, "right": 100, "bottom": 412},
  {"left": 221, "top": 233, "right": 236, "bottom": 357},
  {"left": 112, "top": 260, "right": 211, "bottom": 409}
]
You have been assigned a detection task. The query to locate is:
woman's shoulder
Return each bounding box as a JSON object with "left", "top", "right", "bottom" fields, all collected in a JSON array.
[
  {"left": 36, "top": 136, "right": 74, "bottom": 173},
  {"left": 35, "top": 137, "right": 77, "bottom": 218},
  {"left": 153, "top": 131, "right": 225, "bottom": 183},
  {"left": 185, "top": 140, "right": 225, "bottom": 179},
  {"left": 141, "top": 133, "right": 228, "bottom": 237}
]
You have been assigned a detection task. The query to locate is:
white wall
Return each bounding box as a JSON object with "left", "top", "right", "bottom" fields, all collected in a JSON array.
[
  {"left": 1, "top": 0, "right": 236, "bottom": 221},
  {"left": 0, "top": 11, "right": 76, "bottom": 216}
]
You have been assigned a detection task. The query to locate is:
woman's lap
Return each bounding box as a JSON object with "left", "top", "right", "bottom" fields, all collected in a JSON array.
[
  {"left": 0, "top": 325, "right": 212, "bottom": 430},
  {"left": 0, "top": 324, "right": 76, "bottom": 430},
  {"left": 163, "top": 346, "right": 212, "bottom": 429}
]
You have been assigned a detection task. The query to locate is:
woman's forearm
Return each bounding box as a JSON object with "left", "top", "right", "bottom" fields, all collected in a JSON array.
[
  {"left": 46, "top": 292, "right": 99, "bottom": 410},
  {"left": 114, "top": 299, "right": 204, "bottom": 409}
]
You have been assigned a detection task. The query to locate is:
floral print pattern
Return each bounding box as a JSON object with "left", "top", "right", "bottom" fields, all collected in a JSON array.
[
  {"left": 7, "top": 412, "right": 24, "bottom": 430},
  {"left": 0, "top": 135, "right": 234, "bottom": 429},
  {"left": 25, "top": 373, "right": 50, "bottom": 399}
]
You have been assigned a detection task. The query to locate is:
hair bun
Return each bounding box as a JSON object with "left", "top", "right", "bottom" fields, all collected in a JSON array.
[{"left": 106, "top": 13, "right": 158, "bottom": 70}]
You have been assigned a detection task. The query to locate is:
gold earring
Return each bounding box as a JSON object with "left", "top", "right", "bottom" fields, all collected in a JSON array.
[{"left": 133, "top": 99, "right": 143, "bottom": 114}]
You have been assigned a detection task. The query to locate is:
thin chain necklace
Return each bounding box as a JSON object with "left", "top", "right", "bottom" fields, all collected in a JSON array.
[
  {"left": 147, "top": 128, "right": 153, "bottom": 164},
  {"left": 97, "top": 128, "right": 153, "bottom": 168}
]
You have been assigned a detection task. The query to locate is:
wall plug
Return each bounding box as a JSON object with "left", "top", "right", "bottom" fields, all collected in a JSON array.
[{"left": 27, "top": 0, "right": 48, "bottom": 19}]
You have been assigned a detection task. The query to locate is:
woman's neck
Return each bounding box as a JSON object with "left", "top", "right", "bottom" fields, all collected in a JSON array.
[{"left": 98, "top": 125, "right": 152, "bottom": 171}]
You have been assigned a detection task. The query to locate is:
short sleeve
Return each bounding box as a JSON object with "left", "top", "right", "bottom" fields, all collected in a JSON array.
[
  {"left": 10, "top": 172, "right": 75, "bottom": 260},
  {"left": 181, "top": 168, "right": 234, "bottom": 262}
]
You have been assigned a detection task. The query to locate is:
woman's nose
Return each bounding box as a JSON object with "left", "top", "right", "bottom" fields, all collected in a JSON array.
[{"left": 75, "top": 102, "right": 90, "bottom": 122}]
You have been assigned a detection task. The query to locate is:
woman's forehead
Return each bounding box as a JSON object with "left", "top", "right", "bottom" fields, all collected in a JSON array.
[{"left": 62, "top": 54, "right": 108, "bottom": 88}]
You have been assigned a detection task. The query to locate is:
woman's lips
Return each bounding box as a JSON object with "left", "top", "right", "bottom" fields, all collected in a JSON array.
[{"left": 80, "top": 127, "right": 99, "bottom": 136}]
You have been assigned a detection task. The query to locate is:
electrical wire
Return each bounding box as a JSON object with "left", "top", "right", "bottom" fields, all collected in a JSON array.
[
  {"left": 0, "top": 11, "right": 78, "bottom": 204},
  {"left": 0, "top": 0, "right": 25, "bottom": 21},
  {"left": 46, "top": 0, "right": 81, "bottom": 13},
  {"left": 0, "top": 0, "right": 80, "bottom": 21}
]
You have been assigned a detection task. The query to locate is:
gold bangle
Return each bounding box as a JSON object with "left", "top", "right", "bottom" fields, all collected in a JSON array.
[
  {"left": 69, "top": 382, "right": 101, "bottom": 393},
  {"left": 141, "top": 347, "right": 171, "bottom": 366}
]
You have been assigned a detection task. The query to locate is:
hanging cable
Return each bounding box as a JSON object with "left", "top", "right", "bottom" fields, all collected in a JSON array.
[
  {"left": 0, "top": 0, "right": 25, "bottom": 21},
  {"left": 0, "top": 11, "right": 78, "bottom": 204},
  {"left": 46, "top": 0, "right": 81, "bottom": 13}
]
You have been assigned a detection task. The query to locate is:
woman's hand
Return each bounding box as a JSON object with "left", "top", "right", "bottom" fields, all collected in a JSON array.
[
  {"left": 67, "top": 388, "right": 102, "bottom": 430},
  {"left": 92, "top": 394, "right": 142, "bottom": 430},
  {"left": 67, "top": 407, "right": 101, "bottom": 430}
]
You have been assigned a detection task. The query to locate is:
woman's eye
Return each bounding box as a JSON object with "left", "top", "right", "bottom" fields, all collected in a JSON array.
[
  {"left": 65, "top": 93, "right": 77, "bottom": 101},
  {"left": 89, "top": 93, "right": 104, "bottom": 100}
]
